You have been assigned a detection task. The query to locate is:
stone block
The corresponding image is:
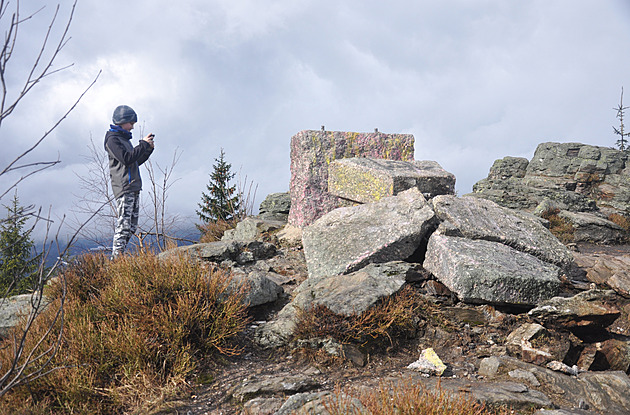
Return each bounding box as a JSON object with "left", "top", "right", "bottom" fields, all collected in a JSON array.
[
  {"left": 288, "top": 129, "right": 414, "bottom": 227},
  {"left": 328, "top": 158, "right": 455, "bottom": 204}
]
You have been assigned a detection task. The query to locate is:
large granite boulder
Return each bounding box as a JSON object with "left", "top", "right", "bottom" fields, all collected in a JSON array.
[
  {"left": 472, "top": 142, "right": 630, "bottom": 217},
  {"left": 423, "top": 232, "right": 561, "bottom": 306},
  {"left": 328, "top": 158, "right": 455, "bottom": 204},
  {"left": 431, "top": 195, "right": 576, "bottom": 273},
  {"left": 288, "top": 129, "right": 414, "bottom": 227},
  {"left": 302, "top": 188, "right": 437, "bottom": 278}
]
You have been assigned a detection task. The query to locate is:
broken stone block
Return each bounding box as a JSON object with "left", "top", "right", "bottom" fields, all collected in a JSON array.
[
  {"left": 506, "top": 323, "right": 570, "bottom": 365},
  {"left": 328, "top": 158, "right": 455, "bottom": 204},
  {"left": 288, "top": 129, "right": 414, "bottom": 227},
  {"left": 528, "top": 289, "right": 621, "bottom": 331},
  {"left": 423, "top": 233, "right": 561, "bottom": 306}
]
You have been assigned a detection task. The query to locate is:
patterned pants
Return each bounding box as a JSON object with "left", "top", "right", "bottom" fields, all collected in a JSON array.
[{"left": 111, "top": 191, "right": 140, "bottom": 259}]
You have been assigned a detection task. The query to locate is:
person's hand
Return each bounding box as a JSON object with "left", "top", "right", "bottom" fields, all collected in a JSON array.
[{"left": 143, "top": 133, "right": 155, "bottom": 148}]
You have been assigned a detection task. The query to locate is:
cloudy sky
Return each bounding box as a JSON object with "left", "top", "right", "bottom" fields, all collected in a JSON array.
[{"left": 1, "top": 0, "right": 630, "bottom": 241}]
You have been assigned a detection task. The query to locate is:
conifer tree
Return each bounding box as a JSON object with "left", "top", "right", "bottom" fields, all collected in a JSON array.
[
  {"left": 0, "top": 192, "right": 40, "bottom": 297},
  {"left": 196, "top": 148, "right": 241, "bottom": 224},
  {"left": 613, "top": 87, "right": 630, "bottom": 152}
]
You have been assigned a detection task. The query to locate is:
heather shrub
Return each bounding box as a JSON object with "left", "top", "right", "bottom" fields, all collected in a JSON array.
[
  {"left": 541, "top": 208, "right": 574, "bottom": 244},
  {"left": 608, "top": 213, "right": 630, "bottom": 236},
  {"left": 0, "top": 252, "right": 249, "bottom": 414},
  {"left": 325, "top": 378, "right": 513, "bottom": 415},
  {"left": 294, "top": 286, "right": 421, "bottom": 350},
  {"left": 197, "top": 218, "right": 237, "bottom": 243}
]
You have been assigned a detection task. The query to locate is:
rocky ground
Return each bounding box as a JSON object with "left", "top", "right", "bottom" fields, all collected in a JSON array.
[{"left": 159, "top": 243, "right": 630, "bottom": 415}]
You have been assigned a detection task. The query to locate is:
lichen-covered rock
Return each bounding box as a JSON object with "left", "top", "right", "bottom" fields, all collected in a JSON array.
[
  {"left": 258, "top": 192, "right": 291, "bottom": 222},
  {"left": 472, "top": 142, "right": 630, "bottom": 218},
  {"left": 288, "top": 129, "right": 414, "bottom": 227},
  {"left": 328, "top": 158, "right": 455, "bottom": 204},
  {"left": 302, "top": 188, "right": 437, "bottom": 278},
  {"left": 222, "top": 217, "right": 286, "bottom": 242},
  {"left": 423, "top": 233, "right": 561, "bottom": 306}
]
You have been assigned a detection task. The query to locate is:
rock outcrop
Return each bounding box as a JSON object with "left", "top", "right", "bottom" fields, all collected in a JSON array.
[
  {"left": 472, "top": 142, "right": 629, "bottom": 215},
  {"left": 471, "top": 142, "right": 630, "bottom": 244}
]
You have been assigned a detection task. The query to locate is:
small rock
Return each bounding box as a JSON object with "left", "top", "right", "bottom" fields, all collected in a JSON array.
[
  {"left": 407, "top": 348, "right": 447, "bottom": 376},
  {"left": 546, "top": 361, "right": 579, "bottom": 376}
]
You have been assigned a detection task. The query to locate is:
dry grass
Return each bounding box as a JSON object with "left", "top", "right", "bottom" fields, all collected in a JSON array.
[
  {"left": 197, "top": 218, "right": 237, "bottom": 243},
  {"left": 325, "top": 378, "right": 515, "bottom": 415},
  {"left": 0, "top": 252, "right": 249, "bottom": 414},
  {"left": 540, "top": 208, "right": 574, "bottom": 244},
  {"left": 608, "top": 213, "right": 630, "bottom": 235},
  {"left": 294, "top": 286, "right": 421, "bottom": 350}
]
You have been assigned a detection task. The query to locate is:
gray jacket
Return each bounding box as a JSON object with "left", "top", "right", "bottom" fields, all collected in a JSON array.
[{"left": 104, "top": 128, "right": 154, "bottom": 199}]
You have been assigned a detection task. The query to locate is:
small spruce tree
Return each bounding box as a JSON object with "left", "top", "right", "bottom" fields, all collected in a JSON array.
[
  {"left": 613, "top": 87, "right": 630, "bottom": 152},
  {"left": 196, "top": 148, "right": 241, "bottom": 225},
  {"left": 0, "top": 192, "right": 40, "bottom": 297}
]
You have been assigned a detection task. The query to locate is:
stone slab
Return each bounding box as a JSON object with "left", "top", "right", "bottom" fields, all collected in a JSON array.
[{"left": 328, "top": 158, "right": 455, "bottom": 204}]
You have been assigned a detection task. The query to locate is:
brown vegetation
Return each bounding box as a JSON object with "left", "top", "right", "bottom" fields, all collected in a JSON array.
[
  {"left": 324, "top": 378, "right": 513, "bottom": 415},
  {"left": 541, "top": 208, "right": 574, "bottom": 244},
  {"left": 0, "top": 252, "right": 249, "bottom": 414}
]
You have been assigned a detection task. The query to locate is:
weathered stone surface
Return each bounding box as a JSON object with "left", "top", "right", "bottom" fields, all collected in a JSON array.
[
  {"left": 258, "top": 192, "right": 291, "bottom": 222},
  {"left": 222, "top": 217, "right": 286, "bottom": 241},
  {"left": 472, "top": 142, "right": 630, "bottom": 218},
  {"left": 303, "top": 188, "right": 437, "bottom": 278},
  {"left": 584, "top": 337, "right": 630, "bottom": 373},
  {"left": 254, "top": 261, "right": 416, "bottom": 348},
  {"left": 231, "top": 269, "right": 284, "bottom": 307},
  {"left": 0, "top": 294, "right": 50, "bottom": 337},
  {"left": 573, "top": 252, "right": 630, "bottom": 296},
  {"left": 528, "top": 290, "right": 621, "bottom": 331},
  {"left": 557, "top": 210, "right": 626, "bottom": 244},
  {"left": 231, "top": 374, "right": 320, "bottom": 402},
  {"left": 288, "top": 129, "right": 414, "bottom": 227},
  {"left": 487, "top": 156, "right": 530, "bottom": 180},
  {"left": 423, "top": 233, "right": 561, "bottom": 306},
  {"left": 506, "top": 323, "right": 570, "bottom": 365},
  {"left": 482, "top": 355, "right": 630, "bottom": 414},
  {"left": 328, "top": 158, "right": 455, "bottom": 204},
  {"left": 159, "top": 240, "right": 276, "bottom": 263},
  {"left": 275, "top": 392, "right": 335, "bottom": 415},
  {"left": 470, "top": 381, "right": 552, "bottom": 410},
  {"left": 431, "top": 195, "right": 576, "bottom": 272},
  {"left": 508, "top": 369, "right": 541, "bottom": 387}
]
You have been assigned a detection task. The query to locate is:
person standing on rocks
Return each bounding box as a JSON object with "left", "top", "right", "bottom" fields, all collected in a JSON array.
[{"left": 104, "top": 105, "right": 155, "bottom": 259}]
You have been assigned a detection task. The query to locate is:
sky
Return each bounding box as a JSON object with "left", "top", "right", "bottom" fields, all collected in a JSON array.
[{"left": 1, "top": 0, "right": 630, "bottom": 241}]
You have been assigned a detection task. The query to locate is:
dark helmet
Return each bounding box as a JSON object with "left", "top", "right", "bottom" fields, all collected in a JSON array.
[{"left": 112, "top": 105, "right": 138, "bottom": 125}]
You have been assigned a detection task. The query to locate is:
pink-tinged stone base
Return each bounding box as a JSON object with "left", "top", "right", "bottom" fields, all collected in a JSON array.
[{"left": 288, "top": 130, "right": 414, "bottom": 227}]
